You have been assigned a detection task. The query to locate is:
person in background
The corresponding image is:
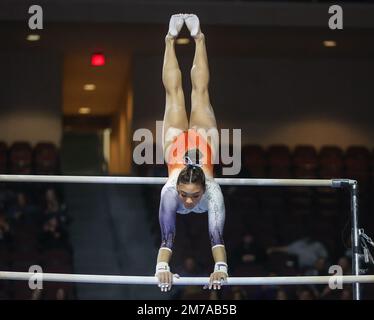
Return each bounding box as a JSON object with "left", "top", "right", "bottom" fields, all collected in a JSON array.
[
  {"left": 0, "top": 211, "right": 11, "bottom": 243},
  {"left": 43, "top": 188, "right": 68, "bottom": 226},
  {"left": 6, "top": 191, "right": 38, "bottom": 224},
  {"left": 267, "top": 236, "right": 328, "bottom": 270},
  {"left": 230, "top": 231, "right": 266, "bottom": 272}
]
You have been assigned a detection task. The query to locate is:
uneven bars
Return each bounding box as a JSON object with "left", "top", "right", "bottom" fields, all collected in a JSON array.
[{"left": 0, "top": 174, "right": 361, "bottom": 299}]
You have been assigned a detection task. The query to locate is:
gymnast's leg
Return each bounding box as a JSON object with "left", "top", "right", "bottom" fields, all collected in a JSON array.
[
  {"left": 156, "top": 14, "right": 187, "bottom": 292},
  {"left": 186, "top": 14, "right": 219, "bottom": 165},
  {"left": 162, "top": 14, "right": 189, "bottom": 161},
  {"left": 186, "top": 14, "right": 227, "bottom": 290}
]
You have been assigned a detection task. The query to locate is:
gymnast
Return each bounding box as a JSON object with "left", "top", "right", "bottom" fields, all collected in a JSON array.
[{"left": 155, "top": 13, "right": 228, "bottom": 292}]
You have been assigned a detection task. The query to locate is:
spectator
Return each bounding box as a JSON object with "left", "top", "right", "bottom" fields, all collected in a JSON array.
[
  {"left": 321, "top": 283, "right": 355, "bottom": 301},
  {"left": 176, "top": 257, "right": 202, "bottom": 277},
  {"left": 232, "top": 286, "right": 248, "bottom": 300},
  {"left": 43, "top": 188, "right": 68, "bottom": 225},
  {"left": 304, "top": 257, "right": 329, "bottom": 297},
  {"left": 254, "top": 272, "right": 280, "bottom": 299},
  {"left": 0, "top": 183, "right": 74, "bottom": 299},
  {"left": 340, "top": 288, "right": 352, "bottom": 300},
  {"left": 0, "top": 186, "right": 7, "bottom": 209},
  {"left": 44, "top": 188, "right": 60, "bottom": 213},
  {"left": 209, "top": 290, "right": 219, "bottom": 300},
  {"left": 174, "top": 257, "right": 203, "bottom": 299},
  {"left": 275, "top": 288, "right": 288, "bottom": 300},
  {"left": 267, "top": 237, "right": 328, "bottom": 269},
  {"left": 6, "top": 191, "right": 39, "bottom": 224},
  {"left": 305, "top": 257, "right": 328, "bottom": 276},
  {"left": 40, "top": 216, "right": 69, "bottom": 250},
  {"left": 0, "top": 211, "right": 11, "bottom": 243},
  {"left": 30, "top": 289, "right": 43, "bottom": 300},
  {"left": 231, "top": 232, "right": 266, "bottom": 272},
  {"left": 39, "top": 188, "right": 70, "bottom": 250},
  {"left": 337, "top": 256, "right": 351, "bottom": 275},
  {"left": 56, "top": 288, "right": 67, "bottom": 300},
  {"left": 320, "top": 256, "right": 352, "bottom": 299},
  {"left": 297, "top": 286, "right": 316, "bottom": 300}
]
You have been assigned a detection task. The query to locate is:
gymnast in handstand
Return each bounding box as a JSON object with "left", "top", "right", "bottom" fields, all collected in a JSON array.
[{"left": 155, "top": 13, "right": 228, "bottom": 292}]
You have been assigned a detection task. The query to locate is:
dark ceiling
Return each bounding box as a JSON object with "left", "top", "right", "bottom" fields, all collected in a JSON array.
[{"left": 0, "top": 1, "right": 373, "bottom": 117}]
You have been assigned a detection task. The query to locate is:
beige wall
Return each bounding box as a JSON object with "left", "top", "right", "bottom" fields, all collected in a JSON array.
[
  {"left": 0, "top": 51, "right": 62, "bottom": 146},
  {"left": 133, "top": 56, "right": 374, "bottom": 152},
  {"left": 0, "top": 111, "right": 62, "bottom": 146},
  {"left": 110, "top": 57, "right": 133, "bottom": 174}
]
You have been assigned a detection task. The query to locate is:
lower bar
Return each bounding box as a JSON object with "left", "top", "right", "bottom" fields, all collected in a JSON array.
[{"left": 1, "top": 271, "right": 374, "bottom": 286}]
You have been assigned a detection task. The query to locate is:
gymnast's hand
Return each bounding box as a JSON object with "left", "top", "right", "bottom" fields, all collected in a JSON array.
[
  {"left": 207, "top": 271, "right": 227, "bottom": 290},
  {"left": 156, "top": 270, "right": 180, "bottom": 292}
]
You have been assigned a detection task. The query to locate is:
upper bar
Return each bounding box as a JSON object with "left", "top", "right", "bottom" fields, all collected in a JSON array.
[
  {"left": 1, "top": 271, "right": 374, "bottom": 286},
  {"left": 0, "top": 175, "right": 356, "bottom": 187}
]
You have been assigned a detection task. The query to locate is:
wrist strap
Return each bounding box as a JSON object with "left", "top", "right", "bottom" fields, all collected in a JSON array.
[
  {"left": 214, "top": 262, "right": 228, "bottom": 275},
  {"left": 155, "top": 262, "right": 170, "bottom": 275}
]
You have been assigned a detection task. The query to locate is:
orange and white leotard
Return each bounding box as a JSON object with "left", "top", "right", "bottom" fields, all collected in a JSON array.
[
  {"left": 160, "top": 127, "right": 225, "bottom": 250},
  {"left": 166, "top": 128, "right": 214, "bottom": 176}
]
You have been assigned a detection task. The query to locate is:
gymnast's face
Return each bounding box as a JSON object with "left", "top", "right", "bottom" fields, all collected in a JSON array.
[{"left": 177, "top": 183, "right": 204, "bottom": 209}]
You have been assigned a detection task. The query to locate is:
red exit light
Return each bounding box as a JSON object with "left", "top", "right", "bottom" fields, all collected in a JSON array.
[{"left": 91, "top": 53, "right": 105, "bottom": 66}]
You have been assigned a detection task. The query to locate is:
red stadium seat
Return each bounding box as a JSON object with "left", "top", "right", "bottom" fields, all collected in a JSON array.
[
  {"left": 0, "top": 142, "right": 7, "bottom": 173},
  {"left": 293, "top": 145, "right": 318, "bottom": 178},
  {"left": 345, "top": 146, "right": 370, "bottom": 171},
  {"left": 241, "top": 145, "right": 267, "bottom": 177},
  {"left": 268, "top": 145, "right": 291, "bottom": 168},
  {"left": 268, "top": 145, "right": 291, "bottom": 178},
  {"left": 33, "top": 142, "right": 59, "bottom": 175},
  {"left": 345, "top": 146, "right": 371, "bottom": 188},
  {"left": 319, "top": 146, "right": 344, "bottom": 178},
  {"left": 9, "top": 142, "right": 33, "bottom": 174}
]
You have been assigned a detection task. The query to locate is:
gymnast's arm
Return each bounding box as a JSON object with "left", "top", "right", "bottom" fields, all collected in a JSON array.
[
  {"left": 207, "top": 181, "right": 228, "bottom": 290},
  {"left": 155, "top": 186, "right": 179, "bottom": 291}
]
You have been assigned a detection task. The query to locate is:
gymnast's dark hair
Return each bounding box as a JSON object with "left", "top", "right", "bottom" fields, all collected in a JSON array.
[{"left": 177, "top": 149, "right": 206, "bottom": 191}]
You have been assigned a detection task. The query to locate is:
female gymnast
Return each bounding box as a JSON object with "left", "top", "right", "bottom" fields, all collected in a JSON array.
[{"left": 155, "top": 13, "right": 228, "bottom": 292}]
